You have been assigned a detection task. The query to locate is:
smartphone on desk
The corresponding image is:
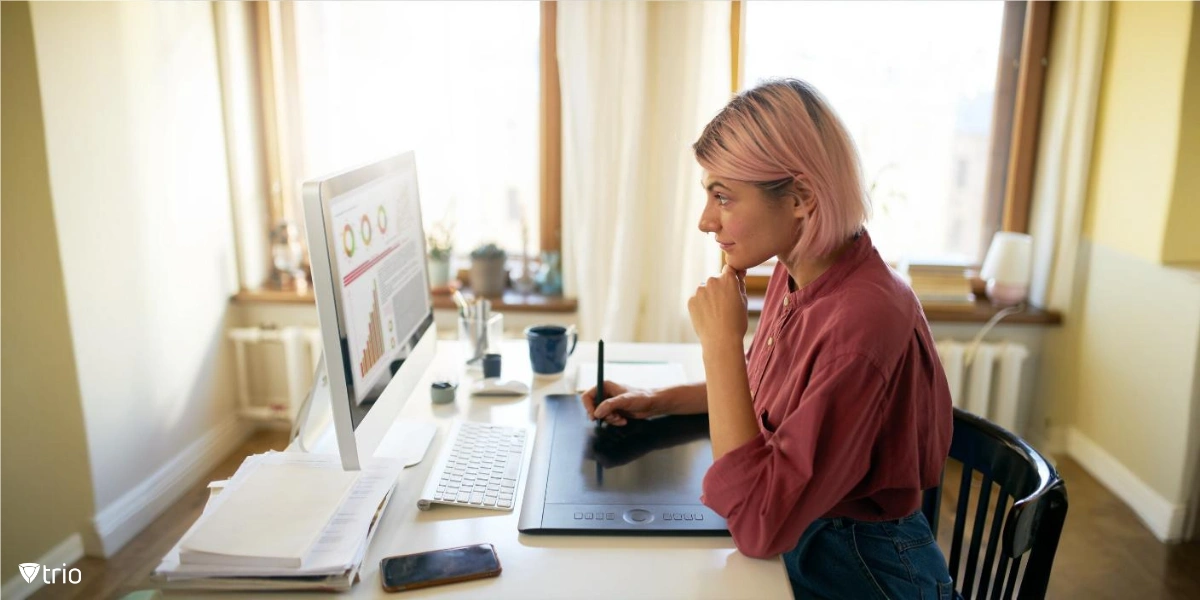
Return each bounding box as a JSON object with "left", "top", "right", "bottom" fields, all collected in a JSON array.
[{"left": 380, "top": 543, "right": 501, "bottom": 592}]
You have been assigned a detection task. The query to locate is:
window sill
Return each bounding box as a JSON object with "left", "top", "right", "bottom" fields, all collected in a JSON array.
[
  {"left": 233, "top": 288, "right": 317, "bottom": 305},
  {"left": 233, "top": 287, "right": 578, "bottom": 314},
  {"left": 747, "top": 294, "right": 1062, "bottom": 326},
  {"left": 431, "top": 287, "right": 577, "bottom": 313}
]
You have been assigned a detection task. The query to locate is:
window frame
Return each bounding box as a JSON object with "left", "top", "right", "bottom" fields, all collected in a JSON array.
[{"left": 734, "top": 0, "right": 1053, "bottom": 296}]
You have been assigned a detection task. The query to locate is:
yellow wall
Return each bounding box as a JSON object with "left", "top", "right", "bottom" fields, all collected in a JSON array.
[
  {"left": 1, "top": 1, "right": 98, "bottom": 580},
  {"left": 1065, "top": 1, "right": 1200, "bottom": 534},
  {"left": 1071, "top": 245, "right": 1200, "bottom": 503},
  {"left": 1162, "top": 8, "right": 1200, "bottom": 266},
  {"left": 1085, "top": 1, "right": 1192, "bottom": 264}
]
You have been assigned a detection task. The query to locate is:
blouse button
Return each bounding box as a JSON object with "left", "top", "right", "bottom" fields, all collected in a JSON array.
[
  {"left": 783, "top": 296, "right": 790, "bottom": 307},
  {"left": 767, "top": 337, "right": 774, "bottom": 346}
]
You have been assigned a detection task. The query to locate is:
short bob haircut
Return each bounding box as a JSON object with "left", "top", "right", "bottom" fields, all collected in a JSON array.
[{"left": 693, "top": 79, "right": 870, "bottom": 262}]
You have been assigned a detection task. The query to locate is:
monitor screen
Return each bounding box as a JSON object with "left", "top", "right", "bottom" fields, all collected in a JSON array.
[
  {"left": 325, "top": 167, "right": 433, "bottom": 428},
  {"left": 304, "top": 152, "right": 438, "bottom": 470}
]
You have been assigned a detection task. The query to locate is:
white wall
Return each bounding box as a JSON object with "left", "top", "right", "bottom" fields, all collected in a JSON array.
[{"left": 28, "top": 1, "right": 247, "bottom": 553}]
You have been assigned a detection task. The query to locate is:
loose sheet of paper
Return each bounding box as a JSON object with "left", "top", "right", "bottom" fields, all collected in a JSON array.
[
  {"left": 575, "top": 362, "right": 689, "bottom": 393},
  {"left": 373, "top": 420, "right": 437, "bottom": 466}
]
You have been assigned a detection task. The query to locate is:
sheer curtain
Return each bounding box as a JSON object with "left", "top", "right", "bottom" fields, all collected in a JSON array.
[
  {"left": 558, "top": 1, "right": 730, "bottom": 342},
  {"left": 1027, "top": 2, "right": 1110, "bottom": 311}
]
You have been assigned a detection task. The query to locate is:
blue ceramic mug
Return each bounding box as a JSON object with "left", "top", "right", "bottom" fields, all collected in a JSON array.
[{"left": 525, "top": 324, "right": 578, "bottom": 376}]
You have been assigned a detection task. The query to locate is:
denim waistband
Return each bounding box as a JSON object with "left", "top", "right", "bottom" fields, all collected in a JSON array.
[{"left": 821, "top": 510, "right": 922, "bottom": 530}]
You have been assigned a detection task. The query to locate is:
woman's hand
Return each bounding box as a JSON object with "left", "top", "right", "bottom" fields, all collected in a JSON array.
[
  {"left": 688, "top": 265, "right": 748, "bottom": 349},
  {"left": 582, "top": 381, "right": 673, "bottom": 426}
]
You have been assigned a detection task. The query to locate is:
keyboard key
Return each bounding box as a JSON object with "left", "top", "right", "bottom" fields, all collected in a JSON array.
[{"left": 504, "top": 457, "right": 521, "bottom": 479}]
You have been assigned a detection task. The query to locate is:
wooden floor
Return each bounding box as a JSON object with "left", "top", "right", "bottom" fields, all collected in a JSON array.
[{"left": 32, "top": 429, "right": 1200, "bottom": 599}]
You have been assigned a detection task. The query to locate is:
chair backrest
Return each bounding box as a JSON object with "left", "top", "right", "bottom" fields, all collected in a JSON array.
[{"left": 921, "top": 408, "right": 1068, "bottom": 600}]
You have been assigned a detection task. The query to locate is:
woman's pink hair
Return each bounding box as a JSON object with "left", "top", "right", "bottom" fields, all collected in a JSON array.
[{"left": 693, "top": 79, "right": 870, "bottom": 261}]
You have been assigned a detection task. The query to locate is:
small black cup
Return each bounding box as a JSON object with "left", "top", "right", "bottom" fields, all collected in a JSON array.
[{"left": 483, "top": 353, "right": 502, "bottom": 378}]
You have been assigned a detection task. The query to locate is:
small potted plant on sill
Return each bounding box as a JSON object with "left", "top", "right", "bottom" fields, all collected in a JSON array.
[
  {"left": 426, "top": 221, "right": 454, "bottom": 289},
  {"left": 469, "top": 242, "right": 508, "bottom": 297}
]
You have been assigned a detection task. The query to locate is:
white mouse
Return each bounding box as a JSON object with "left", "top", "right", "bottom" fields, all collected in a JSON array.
[{"left": 470, "top": 378, "right": 530, "bottom": 397}]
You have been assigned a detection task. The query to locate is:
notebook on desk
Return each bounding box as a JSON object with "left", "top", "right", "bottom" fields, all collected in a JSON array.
[
  {"left": 154, "top": 452, "right": 404, "bottom": 592},
  {"left": 178, "top": 462, "right": 359, "bottom": 568}
]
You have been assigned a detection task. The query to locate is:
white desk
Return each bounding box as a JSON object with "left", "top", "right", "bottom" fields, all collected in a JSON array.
[{"left": 171, "top": 340, "right": 792, "bottom": 599}]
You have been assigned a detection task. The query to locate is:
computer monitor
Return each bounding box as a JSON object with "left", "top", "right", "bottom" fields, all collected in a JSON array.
[{"left": 302, "top": 152, "right": 437, "bottom": 470}]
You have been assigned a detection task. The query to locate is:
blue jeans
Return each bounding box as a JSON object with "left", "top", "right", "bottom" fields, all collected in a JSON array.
[{"left": 783, "top": 511, "right": 955, "bottom": 600}]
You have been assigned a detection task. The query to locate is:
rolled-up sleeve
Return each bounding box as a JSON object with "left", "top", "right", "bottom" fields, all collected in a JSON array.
[{"left": 701, "top": 353, "right": 888, "bottom": 558}]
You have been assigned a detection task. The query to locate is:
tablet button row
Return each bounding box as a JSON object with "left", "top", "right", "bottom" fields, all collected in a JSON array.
[
  {"left": 573, "top": 511, "right": 616, "bottom": 520},
  {"left": 662, "top": 512, "right": 705, "bottom": 521}
]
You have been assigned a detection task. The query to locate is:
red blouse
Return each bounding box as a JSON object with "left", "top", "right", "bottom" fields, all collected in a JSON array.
[{"left": 701, "top": 231, "right": 953, "bottom": 558}]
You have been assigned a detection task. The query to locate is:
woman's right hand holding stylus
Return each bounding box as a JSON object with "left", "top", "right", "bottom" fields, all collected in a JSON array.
[{"left": 582, "top": 381, "right": 670, "bottom": 426}]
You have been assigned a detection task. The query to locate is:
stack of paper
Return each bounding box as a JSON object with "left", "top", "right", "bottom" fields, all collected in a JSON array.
[
  {"left": 154, "top": 451, "right": 405, "bottom": 592},
  {"left": 575, "top": 362, "right": 688, "bottom": 393}
]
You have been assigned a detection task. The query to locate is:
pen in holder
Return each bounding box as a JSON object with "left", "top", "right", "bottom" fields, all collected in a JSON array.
[{"left": 459, "top": 306, "right": 503, "bottom": 366}]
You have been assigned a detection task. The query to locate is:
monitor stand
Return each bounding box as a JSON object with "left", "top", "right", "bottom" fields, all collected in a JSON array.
[{"left": 295, "top": 356, "right": 437, "bottom": 467}]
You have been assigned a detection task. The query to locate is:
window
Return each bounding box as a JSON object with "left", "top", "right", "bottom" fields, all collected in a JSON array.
[
  {"left": 231, "top": 1, "right": 560, "bottom": 295},
  {"left": 738, "top": 1, "right": 1039, "bottom": 268},
  {"left": 289, "top": 2, "right": 542, "bottom": 260}
]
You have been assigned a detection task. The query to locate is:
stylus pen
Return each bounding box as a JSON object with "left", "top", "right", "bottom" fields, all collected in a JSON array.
[{"left": 596, "top": 339, "right": 605, "bottom": 411}]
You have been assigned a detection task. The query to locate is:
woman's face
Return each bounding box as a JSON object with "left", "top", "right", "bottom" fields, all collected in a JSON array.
[{"left": 698, "top": 173, "right": 805, "bottom": 270}]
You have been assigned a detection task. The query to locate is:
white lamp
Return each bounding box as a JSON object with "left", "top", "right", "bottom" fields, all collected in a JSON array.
[{"left": 979, "top": 232, "right": 1032, "bottom": 307}]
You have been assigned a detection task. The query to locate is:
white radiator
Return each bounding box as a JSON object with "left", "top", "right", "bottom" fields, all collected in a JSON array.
[
  {"left": 228, "top": 326, "right": 322, "bottom": 423},
  {"left": 935, "top": 340, "right": 1029, "bottom": 433}
]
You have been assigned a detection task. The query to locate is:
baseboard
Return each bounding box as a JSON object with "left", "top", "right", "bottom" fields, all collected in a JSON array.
[
  {"left": 89, "top": 417, "right": 254, "bottom": 556},
  {"left": 1, "top": 533, "right": 85, "bottom": 600},
  {"left": 1031, "top": 425, "right": 1067, "bottom": 460},
  {"left": 1067, "top": 427, "right": 1188, "bottom": 542}
]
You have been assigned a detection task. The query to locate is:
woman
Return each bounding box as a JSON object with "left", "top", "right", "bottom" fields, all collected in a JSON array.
[{"left": 583, "top": 79, "right": 955, "bottom": 599}]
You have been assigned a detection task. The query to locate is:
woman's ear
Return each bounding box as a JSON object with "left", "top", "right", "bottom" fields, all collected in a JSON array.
[{"left": 791, "top": 179, "right": 816, "bottom": 219}]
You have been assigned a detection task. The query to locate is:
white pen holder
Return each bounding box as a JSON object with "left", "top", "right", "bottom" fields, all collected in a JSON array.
[{"left": 459, "top": 313, "right": 503, "bottom": 364}]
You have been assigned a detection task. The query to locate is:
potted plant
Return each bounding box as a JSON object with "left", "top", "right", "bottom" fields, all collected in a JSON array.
[
  {"left": 469, "top": 242, "right": 508, "bottom": 297},
  {"left": 426, "top": 222, "right": 454, "bottom": 288}
]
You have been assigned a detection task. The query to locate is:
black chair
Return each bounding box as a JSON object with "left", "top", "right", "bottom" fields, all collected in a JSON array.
[{"left": 921, "top": 408, "right": 1068, "bottom": 600}]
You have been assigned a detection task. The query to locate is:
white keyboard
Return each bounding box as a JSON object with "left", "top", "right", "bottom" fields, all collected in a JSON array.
[{"left": 417, "top": 421, "right": 531, "bottom": 511}]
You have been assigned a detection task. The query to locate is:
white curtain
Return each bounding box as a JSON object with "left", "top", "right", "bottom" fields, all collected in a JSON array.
[
  {"left": 1027, "top": 2, "right": 1110, "bottom": 310},
  {"left": 558, "top": 1, "right": 730, "bottom": 342}
]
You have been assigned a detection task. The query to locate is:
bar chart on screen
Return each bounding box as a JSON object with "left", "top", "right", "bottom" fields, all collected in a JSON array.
[{"left": 359, "top": 282, "right": 387, "bottom": 377}]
